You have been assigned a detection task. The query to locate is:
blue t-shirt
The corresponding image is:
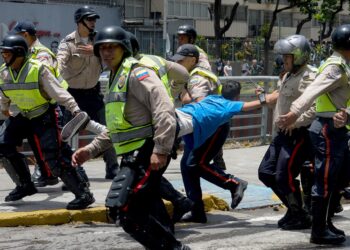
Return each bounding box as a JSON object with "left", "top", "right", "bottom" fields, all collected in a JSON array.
[{"left": 179, "top": 95, "right": 244, "bottom": 149}]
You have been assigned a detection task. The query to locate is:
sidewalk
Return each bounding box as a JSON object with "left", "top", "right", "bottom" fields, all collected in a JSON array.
[{"left": 0, "top": 146, "right": 280, "bottom": 226}]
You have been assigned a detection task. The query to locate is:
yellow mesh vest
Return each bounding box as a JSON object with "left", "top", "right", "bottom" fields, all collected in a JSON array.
[{"left": 0, "top": 59, "right": 50, "bottom": 116}]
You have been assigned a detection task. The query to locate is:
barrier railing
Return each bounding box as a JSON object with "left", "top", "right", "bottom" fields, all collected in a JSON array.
[{"left": 17, "top": 75, "right": 279, "bottom": 155}]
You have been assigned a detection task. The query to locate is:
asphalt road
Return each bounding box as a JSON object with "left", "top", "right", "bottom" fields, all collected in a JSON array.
[{"left": 1, "top": 204, "right": 350, "bottom": 249}]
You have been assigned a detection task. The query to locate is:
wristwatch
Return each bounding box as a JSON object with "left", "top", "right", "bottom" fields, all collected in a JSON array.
[{"left": 258, "top": 93, "right": 266, "bottom": 105}]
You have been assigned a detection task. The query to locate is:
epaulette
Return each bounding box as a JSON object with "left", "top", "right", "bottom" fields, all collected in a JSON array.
[{"left": 61, "top": 35, "right": 74, "bottom": 43}]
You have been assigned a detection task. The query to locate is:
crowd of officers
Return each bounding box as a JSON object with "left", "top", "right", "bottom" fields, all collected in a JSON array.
[{"left": 1, "top": 4, "right": 350, "bottom": 249}]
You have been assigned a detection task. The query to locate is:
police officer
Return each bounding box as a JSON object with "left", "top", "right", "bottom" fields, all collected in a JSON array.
[
  {"left": 57, "top": 6, "right": 119, "bottom": 179},
  {"left": 258, "top": 35, "right": 316, "bottom": 230},
  {"left": 278, "top": 25, "right": 350, "bottom": 244},
  {"left": 10, "top": 20, "right": 69, "bottom": 187},
  {"left": 0, "top": 35, "right": 94, "bottom": 209},
  {"left": 72, "top": 26, "right": 189, "bottom": 249},
  {"left": 177, "top": 25, "right": 227, "bottom": 170},
  {"left": 177, "top": 24, "right": 211, "bottom": 71},
  {"left": 128, "top": 32, "right": 195, "bottom": 223},
  {"left": 171, "top": 44, "right": 248, "bottom": 223}
]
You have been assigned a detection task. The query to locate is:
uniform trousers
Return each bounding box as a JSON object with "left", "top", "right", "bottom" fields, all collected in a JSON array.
[{"left": 118, "top": 139, "right": 181, "bottom": 249}]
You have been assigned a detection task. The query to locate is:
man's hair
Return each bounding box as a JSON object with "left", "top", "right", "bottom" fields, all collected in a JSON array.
[{"left": 221, "top": 81, "right": 241, "bottom": 100}]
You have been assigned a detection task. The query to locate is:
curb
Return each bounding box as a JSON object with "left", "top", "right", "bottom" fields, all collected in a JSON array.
[{"left": 0, "top": 194, "right": 229, "bottom": 227}]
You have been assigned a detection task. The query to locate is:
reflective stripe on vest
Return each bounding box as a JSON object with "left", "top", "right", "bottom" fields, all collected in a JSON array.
[
  {"left": 31, "top": 45, "right": 69, "bottom": 90},
  {"left": 105, "top": 57, "right": 153, "bottom": 155},
  {"left": 190, "top": 67, "right": 220, "bottom": 93},
  {"left": 139, "top": 54, "right": 173, "bottom": 101},
  {"left": 315, "top": 56, "right": 350, "bottom": 116},
  {"left": 195, "top": 45, "right": 208, "bottom": 58},
  {"left": 0, "top": 59, "right": 50, "bottom": 117}
]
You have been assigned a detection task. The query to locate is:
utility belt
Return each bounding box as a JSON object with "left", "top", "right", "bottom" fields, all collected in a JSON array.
[
  {"left": 68, "top": 82, "right": 101, "bottom": 96},
  {"left": 20, "top": 103, "right": 50, "bottom": 120}
]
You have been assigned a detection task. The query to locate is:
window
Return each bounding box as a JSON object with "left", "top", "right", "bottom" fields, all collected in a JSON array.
[
  {"left": 221, "top": 5, "right": 247, "bottom": 22},
  {"left": 168, "top": 0, "right": 209, "bottom": 19},
  {"left": 249, "top": 10, "right": 261, "bottom": 25},
  {"left": 277, "top": 12, "right": 292, "bottom": 27},
  {"left": 125, "top": 0, "right": 145, "bottom": 18}
]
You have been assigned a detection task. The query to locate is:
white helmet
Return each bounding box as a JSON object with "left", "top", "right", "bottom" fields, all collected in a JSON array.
[{"left": 274, "top": 35, "right": 311, "bottom": 66}]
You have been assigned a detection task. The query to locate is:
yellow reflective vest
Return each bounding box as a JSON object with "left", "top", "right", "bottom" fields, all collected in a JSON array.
[
  {"left": 105, "top": 57, "right": 172, "bottom": 155},
  {"left": 31, "top": 45, "right": 69, "bottom": 89},
  {"left": 316, "top": 56, "right": 350, "bottom": 115},
  {"left": 190, "top": 67, "right": 221, "bottom": 94},
  {"left": 0, "top": 59, "right": 50, "bottom": 118},
  {"left": 138, "top": 54, "right": 173, "bottom": 101}
]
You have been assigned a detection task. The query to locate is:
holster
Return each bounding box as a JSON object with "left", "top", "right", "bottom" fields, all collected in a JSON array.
[{"left": 105, "top": 155, "right": 137, "bottom": 208}]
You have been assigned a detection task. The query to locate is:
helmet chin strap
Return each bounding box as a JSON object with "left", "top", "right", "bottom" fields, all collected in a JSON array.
[
  {"left": 82, "top": 20, "right": 96, "bottom": 40},
  {"left": 6, "top": 54, "right": 17, "bottom": 67}
]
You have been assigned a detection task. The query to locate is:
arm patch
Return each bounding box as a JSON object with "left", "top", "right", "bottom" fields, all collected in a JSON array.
[{"left": 134, "top": 68, "right": 150, "bottom": 81}]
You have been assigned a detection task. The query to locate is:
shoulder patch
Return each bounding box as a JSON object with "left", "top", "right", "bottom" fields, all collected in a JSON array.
[
  {"left": 189, "top": 75, "right": 200, "bottom": 85},
  {"left": 134, "top": 67, "right": 150, "bottom": 81}
]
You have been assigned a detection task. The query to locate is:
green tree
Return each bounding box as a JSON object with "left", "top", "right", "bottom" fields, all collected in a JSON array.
[
  {"left": 209, "top": 0, "right": 240, "bottom": 58},
  {"left": 314, "top": 0, "right": 349, "bottom": 41},
  {"left": 296, "top": 0, "right": 318, "bottom": 34},
  {"left": 256, "top": 0, "right": 311, "bottom": 74}
]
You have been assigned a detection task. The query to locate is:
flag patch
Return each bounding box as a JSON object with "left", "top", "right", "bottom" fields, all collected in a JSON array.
[{"left": 135, "top": 69, "right": 150, "bottom": 80}]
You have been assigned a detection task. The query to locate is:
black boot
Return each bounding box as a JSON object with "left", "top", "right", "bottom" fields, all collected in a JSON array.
[
  {"left": 159, "top": 177, "right": 194, "bottom": 223},
  {"left": 120, "top": 214, "right": 184, "bottom": 249},
  {"left": 5, "top": 183, "right": 37, "bottom": 202},
  {"left": 181, "top": 202, "right": 207, "bottom": 223},
  {"left": 327, "top": 192, "right": 345, "bottom": 236},
  {"left": 60, "top": 167, "right": 95, "bottom": 210},
  {"left": 31, "top": 164, "right": 59, "bottom": 187},
  {"left": 172, "top": 197, "right": 194, "bottom": 223},
  {"left": 4, "top": 154, "right": 38, "bottom": 201},
  {"left": 269, "top": 186, "right": 293, "bottom": 228},
  {"left": 281, "top": 192, "right": 311, "bottom": 230},
  {"left": 310, "top": 197, "right": 345, "bottom": 244}
]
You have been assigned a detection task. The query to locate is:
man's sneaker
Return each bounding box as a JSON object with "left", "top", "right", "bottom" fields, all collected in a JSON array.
[
  {"left": 61, "top": 112, "right": 90, "bottom": 142},
  {"left": 230, "top": 178, "right": 248, "bottom": 209},
  {"left": 172, "top": 197, "right": 194, "bottom": 223},
  {"left": 32, "top": 165, "right": 59, "bottom": 187},
  {"left": 5, "top": 184, "right": 38, "bottom": 202},
  {"left": 66, "top": 192, "right": 95, "bottom": 210}
]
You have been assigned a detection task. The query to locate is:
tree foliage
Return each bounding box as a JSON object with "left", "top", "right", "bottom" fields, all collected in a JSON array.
[
  {"left": 210, "top": 0, "right": 239, "bottom": 58},
  {"left": 314, "top": 0, "right": 349, "bottom": 40}
]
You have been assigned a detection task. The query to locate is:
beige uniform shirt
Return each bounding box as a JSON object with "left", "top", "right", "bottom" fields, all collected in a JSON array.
[
  {"left": 30, "top": 39, "right": 57, "bottom": 69},
  {"left": 186, "top": 67, "right": 219, "bottom": 100},
  {"left": 290, "top": 52, "right": 350, "bottom": 117},
  {"left": 165, "top": 60, "right": 190, "bottom": 98},
  {"left": 274, "top": 64, "right": 317, "bottom": 129},
  {"left": 198, "top": 51, "right": 212, "bottom": 71},
  {"left": 57, "top": 30, "right": 102, "bottom": 89},
  {"left": 0, "top": 62, "right": 79, "bottom": 114},
  {"left": 85, "top": 66, "right": 176, "bottom": 157}
]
